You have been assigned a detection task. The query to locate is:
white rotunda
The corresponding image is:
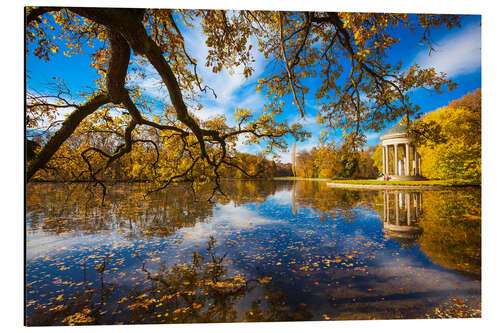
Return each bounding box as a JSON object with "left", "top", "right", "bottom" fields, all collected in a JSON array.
[{"left": 379, "top": 124, "right": 424, "bottom": 181}]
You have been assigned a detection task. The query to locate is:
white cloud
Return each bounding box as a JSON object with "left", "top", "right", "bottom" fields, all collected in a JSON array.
[
  {"left": 295, "top": 139, "right": 320, "bottom": 153},
  {"left": 175, "top": 203, "right": 284, "bottom": 245},
  {"left": 237, "top": 91, "right": 265, "bottom": 112},
  {"left": 127, "top": 62, "right": 169, "bottom": 104},
  {"left": 365, "top": 132, "right": 381, "bottom": 145},
  {"left": 26, "top": 231, "right": 124, "bottom": 261},
  {"left": 195, "top": 106, "right": 227, "bottom": 122},
  {"left": 292, "top": 113, "right": 318, "bottom": 128},
  {"left": 413, "top": 23, "right": 481, "bottom": 78},
  {"left": 182, "top": 18, "right": 266, "bottom": 107},
  {"left": 268, "top": 189, "right": 293, "bottom": 206}
]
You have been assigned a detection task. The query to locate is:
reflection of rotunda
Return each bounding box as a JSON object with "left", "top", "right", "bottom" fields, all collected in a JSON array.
[
  {"left": 383, "top": 191, "right": 423, "bottom": 248},
  {"left": 379, "top": 124, "right": 424, "bottom": 180}
]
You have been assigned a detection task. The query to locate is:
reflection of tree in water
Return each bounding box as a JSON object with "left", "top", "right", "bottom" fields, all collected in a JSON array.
[
  {"left": 129, "top": 236, "right": 251, "bottom": 324},
  {"left": 370, "top": 188, "right": 481, "bottom": 279},
  {"left": 292, "top": 181, "right": 375, "bottom": 222},
  {"left": 27, "top": 181, "right": 282, "bottom": 238},
  {"left": 219, "top": 180, "right": 280, "bottom": 205},
  {"left": 27, "top": 183, "right": 216, "bottom": 237},
  {"left": 288, "top": 182, "right": 480, "bottom": 280},
  {"left": 417, "top": 190, "right": 481, "bottom": 280},
  {"left": 129, "top": 236, "right": 311, "bottom": 324},
  {"left": 28, "top": 237, "right": 311, "bottom": 325}
]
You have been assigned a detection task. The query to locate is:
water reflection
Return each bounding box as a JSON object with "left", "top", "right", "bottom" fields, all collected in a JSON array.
[
  {"left": 382, "top": 191, "right": 423, "bottom": 248},
  {"left": 26, "top": 181, "right": 481, "bottom": 325}
]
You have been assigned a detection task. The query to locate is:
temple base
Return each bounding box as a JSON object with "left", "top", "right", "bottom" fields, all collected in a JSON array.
[{"left": 377, "top": 175, "right": 427, "bottom": 181}]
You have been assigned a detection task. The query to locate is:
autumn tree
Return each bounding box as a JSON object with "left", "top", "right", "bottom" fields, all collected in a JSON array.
[
  {"left": 26, "top": 7, "right": 310, "bottom": 196},
  {"left": 371, "top": 144, "right": 383, "bottom": 175},
  {"left": 413, "top": 89, "right": 481, "bottom": 181},
  {"left": 353, "top": 146, "right": 378, "bottom": 179},
  {"left": 295, "top": 150, "right": 314, "bottom": 178},
  {"left": 312, "top": 144, "right": 341, "bottom": 178},
  {"left": 26, "top": 8, "right": 461, "bottom": 194}
]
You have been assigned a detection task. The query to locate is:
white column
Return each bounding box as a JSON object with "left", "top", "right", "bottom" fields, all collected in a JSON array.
[
  {"left": 385, "top": 146, "right": 389, "bottom": 175},
  {"left": 393, "top": 144, "right": 398, "bottom": 176},
  {"left": 382, "top": 145, "right": 386, "bottom": 174},
  {"left": 385, "top": 146, "right": 389, "bottom": 174},
  {"left": 405, "top": 144, "right": 410, "bottom": 176},
  {"left": 411, "top": 145, "right": 415, "bottom": 176},
  {"left": 415, "top": 193, "right": 422, "bottom": 222}
]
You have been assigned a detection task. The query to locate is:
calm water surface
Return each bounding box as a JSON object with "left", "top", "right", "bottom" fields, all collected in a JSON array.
[{"left": 25, "top": 180, "right": 481, "bottom": 325}]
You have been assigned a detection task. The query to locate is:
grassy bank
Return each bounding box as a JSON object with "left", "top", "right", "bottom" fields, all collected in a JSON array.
[
  {"left": 327, "top": 179, "right": 479, "bottom": 186},
  {"left": 273, "top": 177, "right": 334, "bottom": 181},
  {"left": 275, "top": 177, "right": 480, "bottom": 187}
]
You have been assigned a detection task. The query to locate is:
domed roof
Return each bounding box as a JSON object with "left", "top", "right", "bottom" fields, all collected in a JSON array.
[{"left": 384, "top": 124, "right": 408, "bottom": 136}]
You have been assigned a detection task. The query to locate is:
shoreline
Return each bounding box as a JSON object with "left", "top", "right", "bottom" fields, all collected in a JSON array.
[
  {"left": 274, "top": 177, "right": 480, "bottom": 189},
  {"left": 27, "top": 178, "right": 481, "bottom": 189},
  {"left": 325, "top": 182, "right": 478, "bottom": 190}
]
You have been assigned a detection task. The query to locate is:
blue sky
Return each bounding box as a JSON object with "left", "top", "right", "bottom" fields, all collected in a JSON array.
[{"left": 26, "top": 12, "right": 481, "bottom": 164}]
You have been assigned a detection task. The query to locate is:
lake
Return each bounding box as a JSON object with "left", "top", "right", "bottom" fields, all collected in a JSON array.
[{"left": 25, "top": 180, "right": 481, "bottom": 325}]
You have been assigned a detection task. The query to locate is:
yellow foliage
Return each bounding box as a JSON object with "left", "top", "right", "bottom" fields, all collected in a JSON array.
[{"left": 417, "top": 89, "right": 481, "bottom": 182}]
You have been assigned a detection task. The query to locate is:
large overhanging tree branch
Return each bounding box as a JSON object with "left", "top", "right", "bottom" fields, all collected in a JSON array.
[
  {"left": 27, "top": 93, "right": 110, "bottom": 180},
  {"left": 25, "top": 7, "right": 308, "bottom": 196}
]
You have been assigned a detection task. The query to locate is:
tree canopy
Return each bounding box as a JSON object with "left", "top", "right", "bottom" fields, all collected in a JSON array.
[
  {"left": 26, "top": 7, "right": 461, "bottom": 195},
  {"left": 414, "top": 89, "right": 481, "bottom": 182}
]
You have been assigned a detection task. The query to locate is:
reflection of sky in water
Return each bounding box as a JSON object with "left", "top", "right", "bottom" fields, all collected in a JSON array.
[{"left": 25, "top": 182, "right": 481, "bottom": 325}]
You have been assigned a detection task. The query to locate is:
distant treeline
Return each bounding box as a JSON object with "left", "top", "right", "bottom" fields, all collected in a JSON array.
[{"left": 292, "top": 145, "right": 378, "bottom": 179}]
